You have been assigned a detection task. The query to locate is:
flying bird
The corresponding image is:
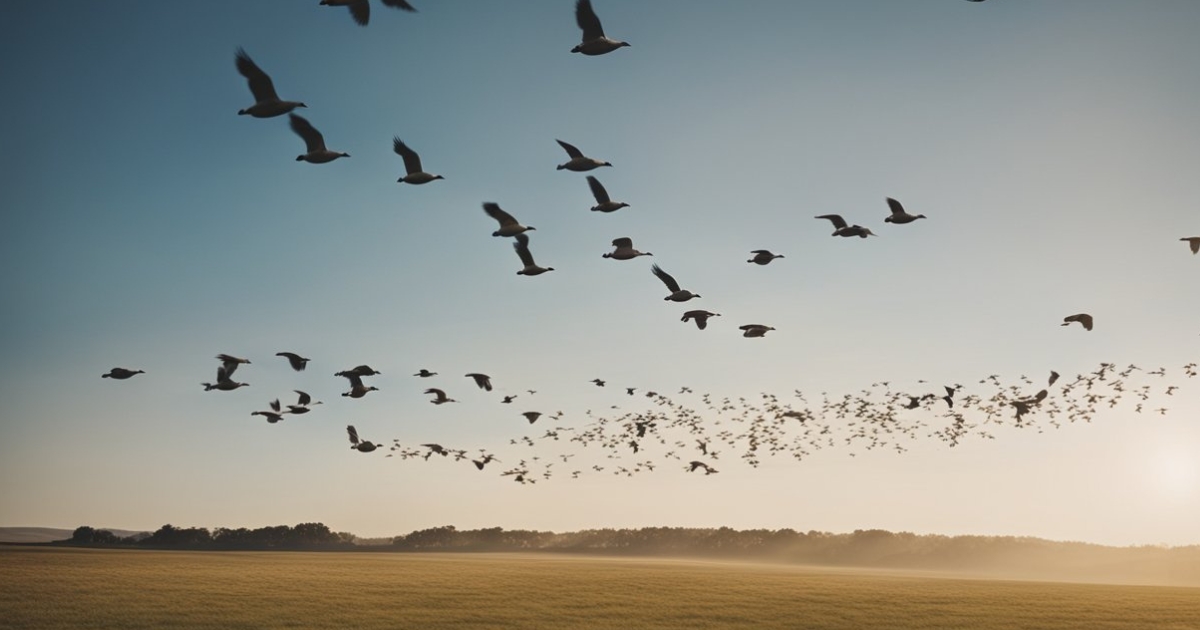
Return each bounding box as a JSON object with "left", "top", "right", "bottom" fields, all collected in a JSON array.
[
  {"left": 235, "top": 49, "right": 306, "bottom": 118},
  {"left": 1048, "top": 371, "right": 1060, "bottom": 387},
  {"left": 522, "top": 411, "right": 543, "bottom": 424},
  {"left": 513, "top": 233, "right": 555, "bottom": 276},
  {"left": 340, "top": 373, "right": 379, "bottom": 398},
  {"left": 586, "top": 176, "right": 628, "bottom": 212},
  {"left": 483, "top": 202, "right": 535, "bottom": 237},
  {"left": 1181, "top": 237, "right": 1200, "bottom": 254},
  {"left": 320, "top": 0, "right": 416, "bottom": 27},
  {"left": 688, "top": 461, "right": 718, "bottom": 475},
  {"left": 502, "top": 395, "right": 517, "bottom": 404},
  {"left": 815, "top": 215, "right": 876, "bottom": 238},
  {"left": 883, "top": 198, "right": 926, "bottom": 224},
  {"left": 571, "top": 0, "right": 629, "bottom": 56},
  {"left": 414, "top": 369, "right": 437, "bottom": 377},
  {"left": 347, "top": 425, "right": 378, "bottom": 452},
  {"left": 747, "top": 250, "right": 784, "bottom": 265},
  {"left": 603, "top": 237, "right": 652, "bottom": 260},
  {"left": 421, "top": 443, "right": 449, "bottom": 459},
  {"left": 251, "top": 399, "right": 286, "bottom": 424},
  {"left": 216, "top": 354, "right": 251, "bottom": 378},
  {"left": 592, "top": 379, "right": 606, "bottom": 387},
  {"left": 555, "top": 139, "right": 611, "bottom": 172},
  {"left": 202, "top": 366, "right": 248, "bottom": 392},
  {"left": 466, "top": 373, "right": 493, "bottom": 391},
  {"left": 651, "top": 264, "right": 700, "bottom": 302},
  {"left": 286, "top": 390, "right": 322, "bottom": 414},
  {"left": 1062, "top": 313, "right": 1094, "bottom": 331},
  {"left": 336, "top": 365, "right": 382, "bottom": 377},
  {"left": 102, "top": 368, "right": 144, "bottom": 380},
  {"left": 393, "top": 137, "right": 443, "bottom": 184},
  {"left": 289, "top": 114, "right": 349, "bottom": 164},
  {"left": 681, "top": 310, "right": 720, "bottom": 330},
  {"left": 425, "top": 388, "right": 457, "bottom": 405},
  {"left": 739, "top": 324, "right": 776, "bottom": 338},
  {"left": 275, "top": 352, "right": 310, "bottom": 372}
]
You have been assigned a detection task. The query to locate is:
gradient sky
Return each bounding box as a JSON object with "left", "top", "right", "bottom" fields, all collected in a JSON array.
[{"left": 2, "top": 0, "right": 1198, "bottom": 546}]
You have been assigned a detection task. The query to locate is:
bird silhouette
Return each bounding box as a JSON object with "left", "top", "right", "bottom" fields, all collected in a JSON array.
[
  {"left": 425, "top": 388, "right": 457, "bottom": 405},
  {"left": 513, "top": 233, "right": 555, "bottom": 276},
  {"left": 555, "top": 139, "right": 611, "bottom": 171},
  {"left": 883, "top": 197, "right": 926, "bottom": 224},
  {"left": 289, "top": 114, "right": 349, "bottom": 164},
  {"left": 586, "top": 176, "right": 629, "bottom": 212},
  {"left": 275, "top": 352, "right": 310, "bottom": 372},
  {"left": 484, "top": 202, "right": 535, "bottom": 237},
  {"left": 815, "top": 214, "right": 876, "bottom": 238},
  {"left": 747, "top": 250, "right": 784, "bottom": 265},
  {"left": 393, "top": 137, "right": 443, "bottom": 185},
  {"left": 320, "top": 0, "right": 415, "bottom": 27},
  {"left": 603, "top": 237, "right": 652, "bottom": 260},
  {"left": 1062, "top": 313, "right": 1094, "bottom": 331},
  {"left": 235, "top": 49, "right": 305, "bottom": 118},
  {"left": 102, "top": 368, "right": 144, "bottom": 380},
  {"left": 570, "top": 0, "right": 630, "bottom": 56},
  {"left": 651, "top": 264, "right": 700, "bottom": 302}
]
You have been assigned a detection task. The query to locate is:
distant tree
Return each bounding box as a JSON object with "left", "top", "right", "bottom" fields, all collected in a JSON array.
[{"left": 71, "top": 526, "right": 97, "bottom": 544}]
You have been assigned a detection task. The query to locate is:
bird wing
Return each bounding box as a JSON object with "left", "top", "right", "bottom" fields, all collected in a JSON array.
[
  {"left": 483, "top": 202, "right": 518, "bottom": 227},
  {"left": 587, "top": 176, "right": 611, "bottom": 203},
  {"left": 289, "top": 114, "right": 327, "bottom": 152},
  {"left": 426, "top": 388, "right": 446, "bottom": 399},
  {"left": 514, "top": 233, "right": 537, "bottom": 267},
  {"left": 295, "top": 390, "right": 311, "bottom": 406},
  {"left": 381, "top": 0, "right": 416, "bottom": 11},
  {"left": 345, "top": 373, "right": 365, "bottom": 389},
  {"left": 235, "top": 49, "right": 280, "bottom": 102},
  {"left": 575, "top": 0, "right": 606, "bottom": 41},
  {"left": 347, "top": 0, "right": 370, "bottom": 26},
  {"left": 269, "top": 399, "right": 281, "bottom": 412},
  {"left": 556, "top": 139, "right": 584, "bottom": 159},
  {"left": 611, "top": 237, "right": 633, "bottom": 248},
  {"left": 885, "top": 197, "right": 906, "bottom": 216},
  {"left": 347, "top": 425, "right": 360, "bottom": 445},
  {"left": 651, "top": 264, "right": 681, "bottom": 293},
  {"left": 216, "top": 365, "right": 231, "bottom": 383},
  {"left": 815, "top": 214, "right": 848, "bottom": 229},
  {"left": 393, "top": 137, "right": 423, "bottom": 174}
]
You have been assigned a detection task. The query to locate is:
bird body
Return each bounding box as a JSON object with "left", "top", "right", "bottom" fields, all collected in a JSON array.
[
  {"left": 571, "top": 0, "right": 629, "bottom": 55},
  {"left": 586, "top": 176, "right": 628, "bottom": 212},
  {"left": 347, "top": 425, "right": 378, "bottom": 452},
  {"left": 289, "top": 114, "right": 349, "bottom": 164},
  {"left": 1062, "top": 313, "right": 1094, "bottom": 331},
  {"left": 235, "top": 49, "right": 305, "bottom": 118},
  {"left": 883, "top": 197, "right": 926, "bottom": 224},
  {"left": 414, "top": 369, "right": 437, "bottom": 377},
  {"left": 336, "top": 365, "right": 382, "bottom": 378},
  {"left": 341, "top": 373, "right": 379, "bottom": 398},
  {"left": 681, "top": 310, "right": 720, "bottom": 330},
  {"left": 747, "top": 250, "right": 783, "bottom": 265},
  {"left": 466, "top": 373, "right": 493, "bottom": 391},
  {"left": 275, "top": 352, "right": 310, "bottom": 371},
  {"left": 740, "top": 324, "right": 775, "bottom": 338},
  {"left": 816, "top": 214, "right": 876, "bottom": 238},
  {"left": 425, "top": 387, "right": 457, "bottom": 404},
  {"left": 513, "top": 233, "right": 554, "bottom": 276},
  {"left": 484, "top": 203, "right": 535, "bottom": 237},
  {"left": 1181, "top": 237, "right": 1200, "bottom": 254},
  {"left": 652, "top": 264, "right": 700, "bottom": 302},
  {"left": 555, "top": 139, "right": 611, "bottom": 171},
  {"left": 251, "top": 399, "right": 287, "bottom": 423},
  {"left": 393, "top": 137, "right": 443, "bottom": 184},
  {"left": 522, "top": 411, "right": 542, "bottom": 424},
  {"left": 102, "top": 368, "right": 144, "bottom": 380},
  {"left": 603, "top": 237, "right": 651, "bottom": 260},
  {"left": 203, "top": 366, "right": 248, "bottom": 391}
]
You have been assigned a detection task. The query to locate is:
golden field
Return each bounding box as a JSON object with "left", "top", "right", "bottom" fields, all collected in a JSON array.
[{"left": 2, "top": 546, "right": 1197, "bottom": 629}]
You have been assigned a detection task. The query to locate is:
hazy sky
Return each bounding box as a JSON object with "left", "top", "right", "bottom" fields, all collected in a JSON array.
[{"left": 2, "top": 0, "right": 1198, "bottom": 547}]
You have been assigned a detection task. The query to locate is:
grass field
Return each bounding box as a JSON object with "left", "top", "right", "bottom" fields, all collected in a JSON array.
[{"left": 2, "top": 547, "right": 1198, "bottom": 629}]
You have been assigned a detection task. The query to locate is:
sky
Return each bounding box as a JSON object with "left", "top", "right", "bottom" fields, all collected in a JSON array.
[{"left": 1, "top": 0, "right": 1199, "bottom": 547}]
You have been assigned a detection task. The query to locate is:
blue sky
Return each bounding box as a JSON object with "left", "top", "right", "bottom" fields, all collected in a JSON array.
[{"left": 2, "top": 0, "right": 1198, "bottom": 546}]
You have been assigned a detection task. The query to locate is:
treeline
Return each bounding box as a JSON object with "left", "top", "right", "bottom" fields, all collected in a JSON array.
[{"left": 65, "top": 523, "right": 354, "bottom": 550}]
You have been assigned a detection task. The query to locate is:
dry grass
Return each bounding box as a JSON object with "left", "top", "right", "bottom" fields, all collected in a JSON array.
[{"left": 2, "top": 547, "right": 1198, "bottom": 629}]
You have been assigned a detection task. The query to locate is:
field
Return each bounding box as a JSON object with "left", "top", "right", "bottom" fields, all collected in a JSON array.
[{"left": 2, "top": 547, "right": 1198, "bottom": 629}]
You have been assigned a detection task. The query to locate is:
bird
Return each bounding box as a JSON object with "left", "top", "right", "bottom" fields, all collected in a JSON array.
[
  {"left": 942, "top": 385, "right": 955, "bottom": 408},
  {"left": 340, "top": 373, "right": 379, "bottom": 398},
  {"left": 1048, "top": 371, "right": 1061, "bottom": 387},
  {"left": 320, "top": 0, "right": 415, "bottom": 27},
  {"left": 815, "top": 214, "right": 876, "bottom": 238},
  {"left": 393, "top": 137, "right": 443, "bottom": 185},
  {"left": 289, "top": 114, "right": 349, "bottom": 164},
  {"left": 747, "top": 250, "right": 784, "bottom": 265},
  {"left": 1181, "top": 237, "right": 1200, "bottom": 254},
  {"left": 571, "top": 0, "right": 629, "bottom": 56},
  {"left": 466, "top": 373, "right": 493, "bottom": 391},
  {"left": 234, "top": 49, "right": 306, "bottom": 118},
  {"left": 513, "top": 233, "right": 555, "bottom": 276},
  {"left": 425, "top": 388, "right": 457, "bottom": 405},
  {"left": 483, "top": 202, "right": 535, "bottom": 237},
  {"left": 102, "top": 368, "right": 144, "bottom": 380},
  {"left": 336, "top": 365, "right": 382, "bottom": 378},
  {"left": 473, "top": 454, "right": 498, "bottom": 470},
  {"left": 681, "top": 310, "right": 720, "bottom": 330},
  {"left": 522, "top": 411, "right": 543, "bottom": 424},
  {"left": 347, "top": 425, "right": 378, "bottom": 453},
  {"left": 626, "top": 387, "right": 637, "bottom": 396},
  {"left": 275, "top": 352, "right": 310, "bottom": 372},
  {"left": 202, "top": 366, "right": 249, "bottom": 392},
  {"left": 251, "top": 399, "right": 287, "bottom": 424},
  {"left": 1062, "top": 313, "right": 1094, "bottom": 331},
  {"left": 883, "top": 197, "right": 926, "bottom": 224},
  {"left": 286, "top": 390, "right": 322, "bottom": 414},
  {"left": 592, "top": 378, "right": 606, "bottom": 387},
  {"left": 216, "top": 354, "right": 251, "bottom": 378},
  {"left": 555, "top": 139, "right": 611, "bottom": 172},
  {"left": 586, "top": 176, "right": 628, "bottom": 212},
  {"left": 739, "top": 324, "right": 776, "bottom": 338},
  {"left": 421, "top": 443, "right": 449, "bottom": 459},
  {"left": 414, "top": 369, "right": 437, "bottom": 377},
  {"left": 651, "top": 264, "right": 700, "bottom": 302},
  {"left": 688, "top": 461, "right": 718, "bottom": 475},
  {"left": 602, "top": 237, "right": 652, "bottom": 261},
  {"left": 502, "top": 395, "right": 518, "bottom": 404}
]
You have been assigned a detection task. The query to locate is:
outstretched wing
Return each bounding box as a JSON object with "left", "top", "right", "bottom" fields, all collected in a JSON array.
[
  {"left": 556, "top": 138, "right": 584, "bottom": 159},
  {"left": 347, "top": 0, "right": 370, "bottom": 26},
  {"left": 651, "top": 264, "right": 681, "bottom": 293},
  {"left": 514, "top": 233, "right": 537, "bottom": 267},
  {"left": 483, "top": 202, "right": 518, "bottom": 227},
  {"left": 885, "top": 197, "right": 906, "bottom": 216},
  {"left": 392, "top": 137, "right": 423, "bottom": 174},
  {"left": 815, "top": 214, "right": 848, "bottom": 229},
  {"left": 295, "top": 390, "right": 311, "bottom": 406},
  {"left": 235, "top": 48, "right": 280, "bottom": 102},
  {"left": 611, "top": 237, "right": 633, "bottom": 248},
  {"left": 381, "top": 0, "right": 417, "bottom": 11},
  {"left": 587, "top": 176, "right": 611, "bottom": 203},
  {"left": 347, "top": 425, "right": 360, "bottom": 445},
  {"left": 575, "top": 0, "right": 606, "bottom": 41},
  {"left": 289, "top": 114, "right": 326, "bottom": 152}
]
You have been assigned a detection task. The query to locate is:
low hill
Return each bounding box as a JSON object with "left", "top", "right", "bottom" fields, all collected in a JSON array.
[{"left": 0, "top": 527, "right": 147, "bottom": 544}]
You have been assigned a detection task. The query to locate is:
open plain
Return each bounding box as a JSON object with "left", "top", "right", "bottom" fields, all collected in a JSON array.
[{"left": 2, "top": 547, "right": 1198, "bottom": 629}]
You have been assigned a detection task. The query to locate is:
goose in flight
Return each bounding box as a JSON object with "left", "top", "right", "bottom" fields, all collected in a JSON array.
[
  {"left": 289, "top": 114, "right": 349, "bottom": 164},
  {"left": 681, "top": 310, "right": 720, "bottom": 330},
  {"left": 466, "top": 373, "right": 493, "bottom": 391},
  {"left": 522, "top": 411, "right": 543, "bottom": 424},
  {"left": 320, "top": 0, "right": 415, "bottom": 27},
  {"left": 502, "top": 395, "right": 517, "bottom": 404},
  {"left": 425, "top": 388, "right": 457, "bottom": 404},
  {"left": 251, "top": 399, "right": 287, "bottom": 423},
  {"left": 414, "top": 369, "right": 437, "bottom": 377},
  {"left": 652, "top": 264, "right": 700, "bottom": 302},
  {"left": 286, "top": 390, "right": 322, "bottom": 414},
  {"left": 592, "top": 378, "right": 606, "bottom": 387},
  {"left": 216, "top": 354, "right": 251, "bottom": 378},
  {"left": 473, "top": 454, "right": 498, "bottom": 470},
  {"left": 586, "top": 176, "right": 628, "bottom": 212},
  {"left": 739, "top": 324, "right": 775, "bottom": 338},
  {"left": 341, "top": 373, "right": 379, "bottom": 398},
  {"left": 203, "top": 366, "right": 249, "bottom": 391},
  {"left": 747, "top": 250, "right": 784, "bottom": 265},
  {"left": 513, "top": 233, "right": 555, "bottom": 276},
  {"left": 883, "top": 197, "right": 926, "bottom": 224},
  {"left": 571, "top": 0, "right": 629, "bottom": 56},
  {"left": 603, "top": 237, "right": 652, "bottom": 260},
  {"left": 1181, "top": 237, "right": 1200, "bottom": 254},
  {"left": 1062, "top": 313, "right": 1094, "bottom": 331},
  {"left": 393, "top": 137, "right": 443, "bottom": 185},
  {"left": 336, "top": 365, "right": 382, "bottom": 378},
  {"left": 275, "top": 352, "right": 310, "bottom": 372},
  {"left": 688, "top": 461, "right": 718, "bottom": 475},
  {"left": 483, "top": 202, "right": 535, "bottom": 237},
  {"left": 421, "top": 443, "right": 449, "bottom": 459},
  {"left": 1048, "top": 370, "right": 1060, "bottom": 387},
  {"left": 235, "top": 49, "right": 306, "bottom": 118},
  {"left": 102, "top": 367, "right": 144, "bottom": 380},
  {"left": 556, "top": 139, "right": 611, "bottom": 172},
  {"left": 347, "top": 425, "right": 378, "bottom": 452},
  {"left": 815, "top": 214, "right": 876, "bottom": 238}
]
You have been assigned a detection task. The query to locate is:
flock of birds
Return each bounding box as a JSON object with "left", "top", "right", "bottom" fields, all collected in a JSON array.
[{"left": 98, "top": 0, "right": 1198, "bottom": 484}]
